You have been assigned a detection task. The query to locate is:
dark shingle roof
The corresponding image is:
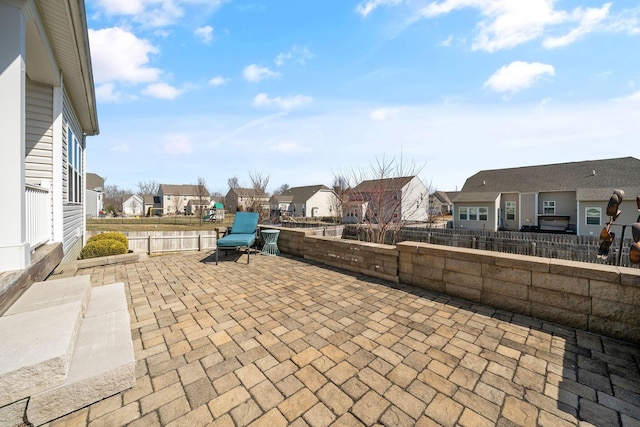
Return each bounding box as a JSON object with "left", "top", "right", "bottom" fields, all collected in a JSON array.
[
  {"left": 460, "top": 157, "right": 640, "bottom": 194},
  {"left": 281, "top": 185, "right": 331, "bottom": 203},
  {"left": 160, "top": 184, "right": 209, "bottom": 197},
  {"left": 352, "top": 176, "right": 415, "bottom": 193},
  {"left": 86, "top": 173, "right": 104, "bottom": 191}
]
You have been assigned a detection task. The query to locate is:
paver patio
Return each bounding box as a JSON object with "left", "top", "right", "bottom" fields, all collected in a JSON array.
[{"left": 45, "top": 251, "right": 639, "bottom": 426}]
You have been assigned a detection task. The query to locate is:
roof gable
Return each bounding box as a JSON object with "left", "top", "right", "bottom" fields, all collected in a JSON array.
[
  {"left": 160, "top": 184, "right": 209, "bottom": 197},
  {"left": 353, "top": 176, "right": 415, "bottom": 193},
  {"left": 281, "top": 185, "right": 331, "bottom": 202}
]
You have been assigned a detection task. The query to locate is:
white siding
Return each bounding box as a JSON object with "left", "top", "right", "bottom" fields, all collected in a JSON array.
[
  {"left": 62, "top": 92, "right": 84, "bottom": 261},
  {"left": 25, "top": 79, "right": 53, "bottom": 183}
]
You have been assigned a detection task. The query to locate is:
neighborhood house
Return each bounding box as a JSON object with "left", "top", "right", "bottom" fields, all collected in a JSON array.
[{"left": 452, "top": 157, "right": 640, "bottom": 236}]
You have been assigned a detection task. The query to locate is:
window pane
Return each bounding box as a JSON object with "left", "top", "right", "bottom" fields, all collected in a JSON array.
[
  {"left": 479, "top": 208, "right": 488, "bottom": 221},
  {"left": 459, "top": 207, "right": 467, "bottom": 220},
  {"left": 469, "top": 208, "right": 477, "bottom": 221}
]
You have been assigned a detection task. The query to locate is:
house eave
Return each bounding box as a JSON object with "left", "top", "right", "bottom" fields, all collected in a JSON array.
[{"left": 31, "top": 0, "right": 99, "bottom": 135}]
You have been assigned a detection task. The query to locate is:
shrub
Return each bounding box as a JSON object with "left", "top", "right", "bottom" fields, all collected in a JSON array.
[
  {"left": 87, "top": 232, "right": 128, "bottom": 246},
  {"left": 80, "top": 239, "right": 128, "bottom": 259}
]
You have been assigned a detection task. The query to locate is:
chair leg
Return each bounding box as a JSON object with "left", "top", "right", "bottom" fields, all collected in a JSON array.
[
  {"left": 216, "top": 246, "right": 218, "bottom": 265},
  {"left": 247, "top": 246, "right": 250, "bottom": 264}
]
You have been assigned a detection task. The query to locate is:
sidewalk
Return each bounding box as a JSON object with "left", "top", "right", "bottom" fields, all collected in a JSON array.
[{"left": 47, "top": 251, "right": 640, "bottom": 426}]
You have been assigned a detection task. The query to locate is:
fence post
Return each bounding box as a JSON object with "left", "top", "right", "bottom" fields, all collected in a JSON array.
[
  {"left": 427, "top": 233, "right": 431, "bottom": 244},
  {"left": 531, "top": 241, "right": 536, "bottom": 256},
  {"left": 148, "top": 235, "right": 152, "bottom": 255},
  {"left": 472, "top": 237, "right": 477, "bottom": 249}
]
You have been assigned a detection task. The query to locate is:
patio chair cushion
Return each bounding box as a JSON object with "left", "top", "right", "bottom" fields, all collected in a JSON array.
[
  {"left": 231, "top": 212, "right": 259, "bottom": 234},
  {"left": 217, "top": 233, "right": 256, "bottom": 248}
]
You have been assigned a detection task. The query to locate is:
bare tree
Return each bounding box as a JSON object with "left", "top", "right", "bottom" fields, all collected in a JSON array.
[
  {"left": 227, "top": 176, "right": 240, "bottom": 190},
  {"left": 137, "top": 180, "right": 159, "bottom": 196},
  {"left": 171, "top": 189, "right": 184, "bottom": 215},
  {"left": 274, "top": 184, "right": 290, "bottom": 195},
  {"left": 103, "top": 184, "right": 128, "bottom": 215},
  {"left": 194, "top": 176, "right": 210, "bottom": 226},
  {"left": 341, "top": 155, "right": 427, "bottom": 244},
  {"left": 330, "top": 174, "right": 350, "bottom": 224},
  {"left": 248, "top": 171, "right": 270, "bottom": 223}
]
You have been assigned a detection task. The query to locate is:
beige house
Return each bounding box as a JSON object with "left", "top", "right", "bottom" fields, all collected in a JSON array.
[
  {"left": 158, "top": 184, "right": 209, "bottom": 215},
  {"left": 346, "top": 176, "right": 429, "bottom": 223},
  {"left": 225, "top": 187, "right": 270, "bottom": 213},
  {"left": 452, "top": 157, "right": 640, "bottom": 236},
  {"left": 271, "top": 185, "right": 339, "bottom": 218}
]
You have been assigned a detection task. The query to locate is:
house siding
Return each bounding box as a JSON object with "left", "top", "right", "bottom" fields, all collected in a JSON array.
[
  {"left": 25, "top": 79, "right": 54, "bottom": 184},
  {"left": 61, "top": 91, "right": 85, "bottom": 261},
  {"left": 500, "top": 193, "right": 519, "bottom": 231}
]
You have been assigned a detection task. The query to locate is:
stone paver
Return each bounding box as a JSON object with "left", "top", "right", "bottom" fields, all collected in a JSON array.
[{"left": 45, "top": 251, "right": 640, "bottom": 426}]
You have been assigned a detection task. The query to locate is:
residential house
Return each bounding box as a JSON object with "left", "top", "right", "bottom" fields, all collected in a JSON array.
[
  {"left": 270, "top": 194, "right": 293, "bottom": 218},
  {"left": 186, "top": 199, "right": 210, "bottom": 216},
  {"left": 275, "top": 185, "right": 339, "bottom": 218},
  {"left": 1, "top": 0, "right": 99, "bottom": 273},
  {"left": 122, "top": 194, "right": 144, "bottom": 216},
  {"left": 86, "top": 173, "right": 104, "bottom": 217},
  {"left": 346, "top": 176, "right": 429, "bottom": 223},
  {"left": 429, "top": 191, "right": 458, "bottom": 215},
  {"left": 142, "top": 195, "right": 161, "bottom": 216},
  {"left": 225, "top": 188, "right": 270, "bottom": 213},
  {"left": 452, "top": 157, "right": 640, "bottom": 236},
  {"left": 158, "top": 184, "right": 209, "bottom": 215}
]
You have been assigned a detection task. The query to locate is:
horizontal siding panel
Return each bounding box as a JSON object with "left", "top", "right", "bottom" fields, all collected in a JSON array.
[
  {"left": 63, "top": 204, "right": 83, "bottom": 256},
  {"left": 26, "top": 148, "right": 53, "bottom": 158},
  {"left": 26, "top": 79, "right": 53, "bottom": 184}
]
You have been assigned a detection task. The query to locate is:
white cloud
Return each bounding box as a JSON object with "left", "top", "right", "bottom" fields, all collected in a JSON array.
[
  {"left": 274, "top": 46, "right": 314, "bottom": 67},
  {"left": 194, "top": 25, "right": 214, "bottom": 43},
  {"left": 484, "top": 61, "right": 555, "bottom": 94},
  {"left": 142, "top": 82, "right": 183, "bottom": 100},
  {"left": 95, "top": 83, "right": 129, "bottom": 103},
  {"left": 163, "top": 134, "right": 192, "bottom": 155},
  {"left": 615, "top": 90, "right": 640, "bottom": 102},
  {"left": 93, "top": 0, "right": 225, "bottom": 28},
  {"left": 252, "top": 93, "right": 313, "bottom": 110},
  {"left": 209, "top": 76, "right": 230, "bottom": 86},
  {"left": 370, "top": 108, "right": 399, "bottom": 121},
  {"left": 422, "top": 0, "right": 568, "bottom": 52},
  {"left": 271, "top": 141, "right": 312, "bottom": 154},
  {"left": 543, "top": 4, "right": 610, "bottom": 48},
  {"left": 274, "top": 52, "right": 292, "bottom": 67},
  {"left": 243, "top": 64, "right": 281, "bottom": 82},
  {"left": 356, "top": 0, "right": 403, "bottom": 17},
  {"left": 88, "top": 27, "right": 161, "bottom": 84}
]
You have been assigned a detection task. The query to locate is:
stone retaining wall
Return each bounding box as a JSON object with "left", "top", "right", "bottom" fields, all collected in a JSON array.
[{"left": 270, "top": 227, "right": 640, "bottom": 343}]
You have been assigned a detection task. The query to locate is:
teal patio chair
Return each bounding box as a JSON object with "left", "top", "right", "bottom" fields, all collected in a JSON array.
[{"left": 216, "top": 212, "right": 259, "bottom": 265}]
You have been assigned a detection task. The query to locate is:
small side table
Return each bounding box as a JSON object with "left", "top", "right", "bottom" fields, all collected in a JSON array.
[{"left": 261, "top": 229, "right": 280, "bottom": 256}]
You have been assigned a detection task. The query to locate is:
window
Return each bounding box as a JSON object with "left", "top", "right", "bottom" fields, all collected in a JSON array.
[
  {"left": 586, "top": 207, "right": 601, "bottom": 226},
  {"left": 506, "top": 201, "right": 516, "bottom": 220},
  {"left": 479, "top": 207, "right": 488, "bottom": 221},
  {"left": 459, "top": 207, "right": 488, "bottom": 221},
  {"left": 543, "top": 201, "right": 556, "bottom": 214},
  {"left": 67, "top": 128, "right": 82, "bottom": 203},
  {"left": 469, "top": 207, "right": 478, "bottom": 221}
]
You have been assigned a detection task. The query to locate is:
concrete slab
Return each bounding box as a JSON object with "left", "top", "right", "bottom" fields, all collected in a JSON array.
[
  {"left": 0, "top": 398, "right": 28, "bottom": 427},
  {"left": 27, "top": 284, "right": 136, "bottom": 426},
  {"left": 3, "top": 275, "right": 91, "bottom": 317},
  {"left": 85, "top": 282, "right": 128, "bottom": 317},
  {"left": 0, "top": 300, "right": 84, "bottom": 407}
]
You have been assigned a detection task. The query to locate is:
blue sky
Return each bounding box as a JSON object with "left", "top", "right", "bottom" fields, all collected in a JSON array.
[{"left": 85, "top": 0, "right": 640, "bottom": 195}]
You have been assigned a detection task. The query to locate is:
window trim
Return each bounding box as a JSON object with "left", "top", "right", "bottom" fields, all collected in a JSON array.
[
  {"left": 505, "top": 201, "right": 516, "bottom": 220},
  {"left": 67, "top": 128, "right": 82, "bottom": 204},
  {"left": 543, "top": 201, "right": 556, "bottom": 214},
  {"left": 585, "top": 207, "right": 601, "bottom": 226}
]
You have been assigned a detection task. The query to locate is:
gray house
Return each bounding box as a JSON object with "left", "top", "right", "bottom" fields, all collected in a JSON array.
[{"left": 452, "top": 157, "right": 640, "bottom": 236}]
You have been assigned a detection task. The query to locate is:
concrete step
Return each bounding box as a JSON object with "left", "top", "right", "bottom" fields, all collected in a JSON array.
[
  {"left": 3, "top": 275, "right": 91, "bottom": 316},
  {"left": 0, "top": 275, "right": 92, "bottom": 408},
  {"left": 26, "top": 283, "right": 136, "bottom": 426},
  {"left": 0, "top": 299, "right": 84, "bottom": 407}
]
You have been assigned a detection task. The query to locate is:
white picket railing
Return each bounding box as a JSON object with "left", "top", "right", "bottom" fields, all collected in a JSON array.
[{"left": 25, "top": 183, "right": 51, "bottom": 249}]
